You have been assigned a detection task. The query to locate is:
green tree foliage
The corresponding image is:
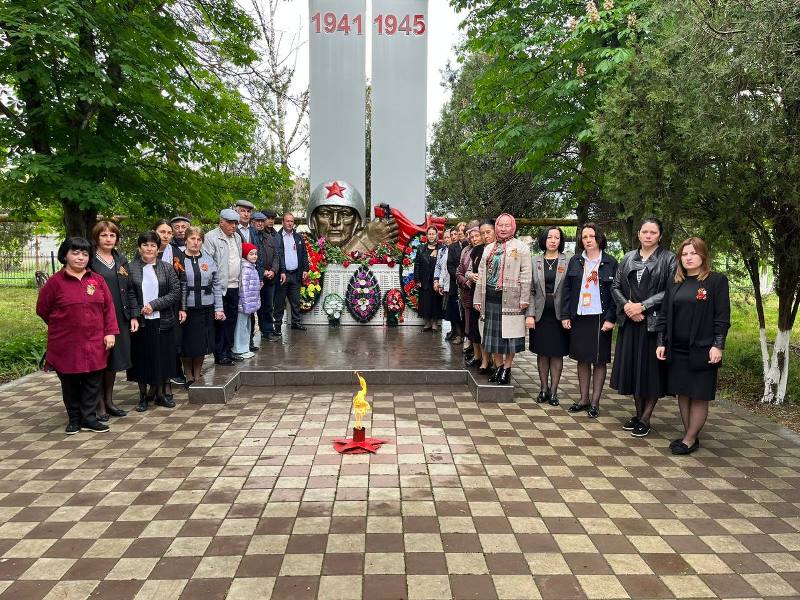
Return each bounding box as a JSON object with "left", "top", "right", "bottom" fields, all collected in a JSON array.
[
  {"left": 448, "top": 0, "right": 645, "bottom": 229},
  {"left": 594, "top": 0, "right": 800, "bottom": 402},
  {"left": 427, "top": 55, "right": 565, "bottom": 219},
  {"left": 0, "top": 0, "right": 288, "bottom": 238}
]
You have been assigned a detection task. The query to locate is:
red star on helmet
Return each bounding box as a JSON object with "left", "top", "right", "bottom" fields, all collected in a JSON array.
[{"left": 325, "top": 181, "right": 346, "bottom": 199}]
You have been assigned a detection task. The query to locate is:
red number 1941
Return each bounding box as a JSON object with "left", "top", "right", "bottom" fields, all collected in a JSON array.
[
  {"left": 374, "top": 14, "right": 426, "bottom": 36},
  {"left": 311, "top": 12, "right": 364, "bottom": 35}
]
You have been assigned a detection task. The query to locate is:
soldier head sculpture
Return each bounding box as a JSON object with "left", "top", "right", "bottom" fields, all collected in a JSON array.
[{"left": 308, "top": 180, "right": 366, "bottom": 247}]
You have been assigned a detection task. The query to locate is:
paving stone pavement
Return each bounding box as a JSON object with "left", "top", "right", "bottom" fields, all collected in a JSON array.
[{"left": 1, "top": 348, "right": 800, "bottom": 599}]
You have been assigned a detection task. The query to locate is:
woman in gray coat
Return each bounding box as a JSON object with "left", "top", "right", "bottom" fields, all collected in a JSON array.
[
  {"left": 526, "top": 227, "right": 570, "bottom": 406},
  {"left": 181, "top": 226, "right": 225, "bottom": 386}
]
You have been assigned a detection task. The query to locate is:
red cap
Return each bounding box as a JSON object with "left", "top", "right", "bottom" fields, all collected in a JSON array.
[{"left": 242, "top": 243, "right": 258, "bottom": 258}]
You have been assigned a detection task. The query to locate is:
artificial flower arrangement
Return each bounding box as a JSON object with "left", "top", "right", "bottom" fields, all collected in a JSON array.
[
  {"left": 345, "top": 266, "right": 381, "bottom": 323},
  {"left": 399, "top": 232, "right": 423, "bottom": 312},
  {"left": 324, "top": 242, "right": 403, "bottom": 268},
  {"left": 322, "top": 293, "right": 345, "bottom": 327},
  {"left": 299, "top": 235, "right": 327, "bottom": 312},
  {"left": 383, "top": 288, "right": 406, "bottom": 326}
]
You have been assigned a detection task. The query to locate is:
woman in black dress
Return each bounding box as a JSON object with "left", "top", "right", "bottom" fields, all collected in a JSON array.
[
  {"left": 561, "top": 224, "right": 618, "bottom": 418},
  {"left": 127, "top": 231, "right": 183, "bottom": 411},
  {"left": 414, "top": 225, "right": 444, "bottom": 330},
  {"left": 91, "top": 221, "right": 139, "bottom": 420},
  {"left": 611, "top": 218, "right": 677, "bottom": 437},
  {"left": 155, "top": 219, "right": 188, "bottom": 390},
  {"left": 526, "top": 227, "right": 570, "bottom": 406},
  {"left": 181, "top": 226, "right": 225, "bottom": 385},
  {"left": 657, "top": 237, "right": 730, "bottom": 455}
]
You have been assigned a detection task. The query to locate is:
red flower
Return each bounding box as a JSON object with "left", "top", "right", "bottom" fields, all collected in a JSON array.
[
  {"left": 387, "top": 260, "right": 396, "bottom": 268},
  {"left": 696, "top": 288, "right": 708, "bottom": 301},
  {"left": 368, "top": 258, "right": 377, "bottom": 265},
  {"left": 342, "top": 260, "right": 350, "bottom": 268},
  {"left": 402, "top": 258, "right": 411, "bottom": 267}
]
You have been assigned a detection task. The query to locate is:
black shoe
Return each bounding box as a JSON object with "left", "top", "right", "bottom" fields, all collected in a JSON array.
[
  {"left": 81, "top": 420, "right": 110, "bottom": 433},
  {"left": 155, "top": 394, "right": 176, "bottom": 409},
  {"left": 107, "top": 405, "right": 127, "bottom": 417},
  {"left": 230, "top": 354, "right": 245, "bottom": 362},
  {"left": 170, "top": 375, "right": 187, "bottom": 385},
  {"left": 215, "top": 358, "right": 235, "bottom": 366},
  {"left": 670, "top": 437, "right": 699, "bottom": 450},
  {"left": 422, "top": 326, "right": 432, "bottom": 332},
  {"left": 249, "top": 344, "right": 259, "bottom": 352},
  {"left": 268, "top": 333, "right": 281, "bottom": 342},
  {"left": 184, "top": 379, "right": 195, "bottom": 390},
  {"left": 498, "top": 368, "right": 511, "bottom": 385},
  {"left": 445, "top": 331, "right": 454, "bottom": 341},
  {"left": 465, "top": 358, "right": 480, "bottom": 368},
  {"left": 136, "top": 395, "right": 152, "bottom": 412},
  {"left": 65, "top": 423, "right": 80, "bottom": 435},
  {"left": 672, "top": 439, "right": 700, "bottom": 455},
  {"left": 489, "top": 367, "right": 504, "bottom": 383},
  {"left": 536, "top": 390, "right": 548, "bottom": 404},
  {"left": 622, "top": 415, "right": 640, "bottom": 431},
  {"left": 631, "top": 421, "right": 651, "bottom": 437},
  {"left": 548, "top": 393, "right": 560, "bottom": 407},
  {"left": 291, "top": 324, "right": 307, "bottom": 331},
  {"left": 568, "top": 402, "right": 591, "bottom": 413},
  {"left": 97, "top": 413, "right": 110, "bottom": 422},
  {"left": 273, "top": 329, "right": 283, "bottom": 336},
  {"left": 588, "top": 406, "right": 599, "bottom": 418}
]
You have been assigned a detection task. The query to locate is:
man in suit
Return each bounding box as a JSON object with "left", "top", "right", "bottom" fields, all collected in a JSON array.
[
  {"left": 273, "top": 212, "right": 309, "bottom": 335},
  {"left": 252, "top": 211, "right": 281, "bottom": 342}
]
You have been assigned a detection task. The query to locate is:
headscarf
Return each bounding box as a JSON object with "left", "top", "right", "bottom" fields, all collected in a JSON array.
[
  {"left": 485, "top": 212, "right": 516, "bottom": 289},
  {"left": 466, "top": 226, "right": 480, "bottom": 237}
]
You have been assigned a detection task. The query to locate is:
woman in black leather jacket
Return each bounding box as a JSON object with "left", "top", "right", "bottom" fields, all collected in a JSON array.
[
  {"left": 610, "top": 218, "right": 676, "bottom": 437},
  {"left": 127, "top": 231, "right": 185, "bottom": 412}
]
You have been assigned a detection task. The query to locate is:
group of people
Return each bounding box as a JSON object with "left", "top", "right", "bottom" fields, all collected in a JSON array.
[
  {"left": 415, "top": 215, "right": 731, "bottom": 455},
  {"left": 36, "top": 203, "right": 309, "bottom": 434},
  {"left": 37, "top": 206, "right": 730, "bottom": 454}
]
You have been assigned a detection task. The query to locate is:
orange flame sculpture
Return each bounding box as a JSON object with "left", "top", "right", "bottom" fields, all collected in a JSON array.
[{"left": 332, "top": 371, "right": 388, "bottom": 454}]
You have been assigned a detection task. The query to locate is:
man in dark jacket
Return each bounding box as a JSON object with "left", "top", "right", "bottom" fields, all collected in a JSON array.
[
  {"left": 273, "top": 212, "right": 309, "bottom": 335},
  {"left": 252, "top": 211, "right": 281, "bottom": 342}
]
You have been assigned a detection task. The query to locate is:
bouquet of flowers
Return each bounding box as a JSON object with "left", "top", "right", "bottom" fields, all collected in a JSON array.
[
  {"left": 299, "top": 236, "right": 327, "bottom": 312},
  {"left": 345, "top": 266, "right": 381, "bottom": 323},
  {"left": 322, "top": 293, "right": 345, "bottom": 327},
  {"left": 399, "top": 233, "right": 423, "bottom": 312},
  {"left": 384, "top": 288, "right": 406, "bottom": 326}
]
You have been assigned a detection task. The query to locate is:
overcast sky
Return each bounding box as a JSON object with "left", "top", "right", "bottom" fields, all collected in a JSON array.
[{"left": 269, "top": 1, "right": 466, "bottom": 175}]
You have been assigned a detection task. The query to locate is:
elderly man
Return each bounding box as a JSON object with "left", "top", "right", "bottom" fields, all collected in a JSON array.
[
  {"left": 170, "top": 216, "right": 191, "bottom": 251},
  {"left": 235, "top": 199, "right": 256, "bottom": 243},
  {"left": 203, "top": 208, "right": 243, "bottom": 365},
  {"left": 273, "top": 213, "right": 308, "bottom": 335}
]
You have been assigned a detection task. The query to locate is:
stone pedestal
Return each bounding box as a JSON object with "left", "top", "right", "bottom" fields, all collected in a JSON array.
[{"left": 301, "top": 264, "right": 423, "bottom": 326}]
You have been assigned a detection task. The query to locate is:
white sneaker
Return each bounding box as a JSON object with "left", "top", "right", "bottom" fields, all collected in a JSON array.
[{"left": 241, "top": 351, "right": 255, "bottom": 359}]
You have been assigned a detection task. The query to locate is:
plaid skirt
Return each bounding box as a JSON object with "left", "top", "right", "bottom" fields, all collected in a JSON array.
[{"left": 482, "top": 288, "right": 525, "bottom": 354}]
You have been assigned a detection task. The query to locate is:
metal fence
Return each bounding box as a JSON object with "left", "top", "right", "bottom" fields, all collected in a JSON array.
[{"left": 0, "top": 252, "right": 57, "bottom": 287}]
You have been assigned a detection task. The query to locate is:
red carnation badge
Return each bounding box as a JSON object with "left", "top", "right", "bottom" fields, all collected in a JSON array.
[{"left": 696, "top": 288, "right": 708, "bottom": 301}]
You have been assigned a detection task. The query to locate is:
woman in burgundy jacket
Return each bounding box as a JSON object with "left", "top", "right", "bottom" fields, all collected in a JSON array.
[{"left": 37, "top": 237, "right": 119, "bottom": 435}]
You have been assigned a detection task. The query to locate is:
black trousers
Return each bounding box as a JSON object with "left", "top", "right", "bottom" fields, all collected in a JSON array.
[
  {"left": 215, "top": 288, "right": 239, "bottom": 360},
  {"left": 257, "top": 281, "right": 277, "bottom": 336},
  {"left": 273, "top": 270, "right": 302, "bottom": 329},
  {"left": 57, "top": 370, "right": 102, "bottom": 425}
]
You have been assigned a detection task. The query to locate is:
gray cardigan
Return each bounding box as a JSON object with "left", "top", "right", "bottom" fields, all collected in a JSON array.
[
  {"left": 184, "top": 252, "right": 224, "bottom": 311},
  {"left": 203, "top": 226, "right": 243, "bottom": 293},
  {"left": 526, "top": 253, "right": 569, "bottom": 321}
]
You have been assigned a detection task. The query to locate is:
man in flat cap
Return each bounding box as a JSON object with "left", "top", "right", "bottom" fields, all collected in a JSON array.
[
  {"left": 235, "top": 199, "right": 256, "bottom": 244},
  {"left": 170, "top": 215, "right": 191, "bottom": 252},
  {"left": 203, "top": 208, "right": 243, "bottom": 365}
]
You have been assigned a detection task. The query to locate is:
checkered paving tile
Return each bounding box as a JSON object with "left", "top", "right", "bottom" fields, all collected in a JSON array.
[{"left": 0, "top": 352, "right": 800, "bottom": 599}]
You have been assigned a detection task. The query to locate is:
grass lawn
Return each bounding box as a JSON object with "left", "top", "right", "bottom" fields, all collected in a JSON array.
[{"left": 0, "top": 287, "right": 46, "bottom": 383}]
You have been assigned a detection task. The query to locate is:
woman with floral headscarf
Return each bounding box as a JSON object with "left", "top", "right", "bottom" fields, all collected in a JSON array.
[{"left": 474, "top": 213, "right": 532, "bottom": 385}]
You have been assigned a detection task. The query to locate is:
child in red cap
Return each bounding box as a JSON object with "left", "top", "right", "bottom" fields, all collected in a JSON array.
[{"left": 233, "top": 243, "right": 261, "bottom": 358}]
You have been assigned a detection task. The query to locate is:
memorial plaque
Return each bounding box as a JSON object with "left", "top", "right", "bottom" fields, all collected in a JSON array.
[
  {"left": 370, "top": 0, "right": 429, "bottom": 223},
  {"left": 309, "top": 0, "right": 367, "bottom": 201}
]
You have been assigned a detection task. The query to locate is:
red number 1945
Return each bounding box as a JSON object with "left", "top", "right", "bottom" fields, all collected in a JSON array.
[
  {"left": 311, "top": 12, "right": 364, "bottom": 35},
  {"left": 374, "top": 14, "right": 426, "bottom": 36}
]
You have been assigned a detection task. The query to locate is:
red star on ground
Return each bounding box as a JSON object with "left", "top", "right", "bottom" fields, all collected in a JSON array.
[
  {"left": 325, "top": 181, "right": 346, "bottom": 199},
  {"left": 332, "top": 436, "right": 388, "bottom": 454}
]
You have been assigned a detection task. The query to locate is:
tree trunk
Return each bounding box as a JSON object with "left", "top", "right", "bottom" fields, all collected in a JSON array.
[
  {"left": 762, "top": 329, "right": 791, "bottom": 404},
  {"left": 62, "top": 200, "right": 98, "bottom": 239}
]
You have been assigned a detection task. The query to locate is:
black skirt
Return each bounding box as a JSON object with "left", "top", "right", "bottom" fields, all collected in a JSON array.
[
  {"left": 569, "top": 314, "right": 612, "bottom": 364},
  {"left": 529, "top": 299, "right": 569, "bottom": 357},
  {"left": 127, "top": 318, "right": 177, "bottom": 385},
  {"left": 667, "top": 349, "right": 719, "bottom": 401},
  {"left": 181, "top": 306, "right": 214, "bottom": 358},
  {"left": 467, "top": 307, "right": 481, "bottom": 343},
  {"left": 418, "top": 287, "right": 444, "bottom": 320},
  {"left": 106, "top": 305, "right": 132, "bottom": 372},
  {"left": 610, "top": 319, "right": 667, "bottom": 398},
  {"left": 444, "top": 294, "right": 462, "bottom": 324}
]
